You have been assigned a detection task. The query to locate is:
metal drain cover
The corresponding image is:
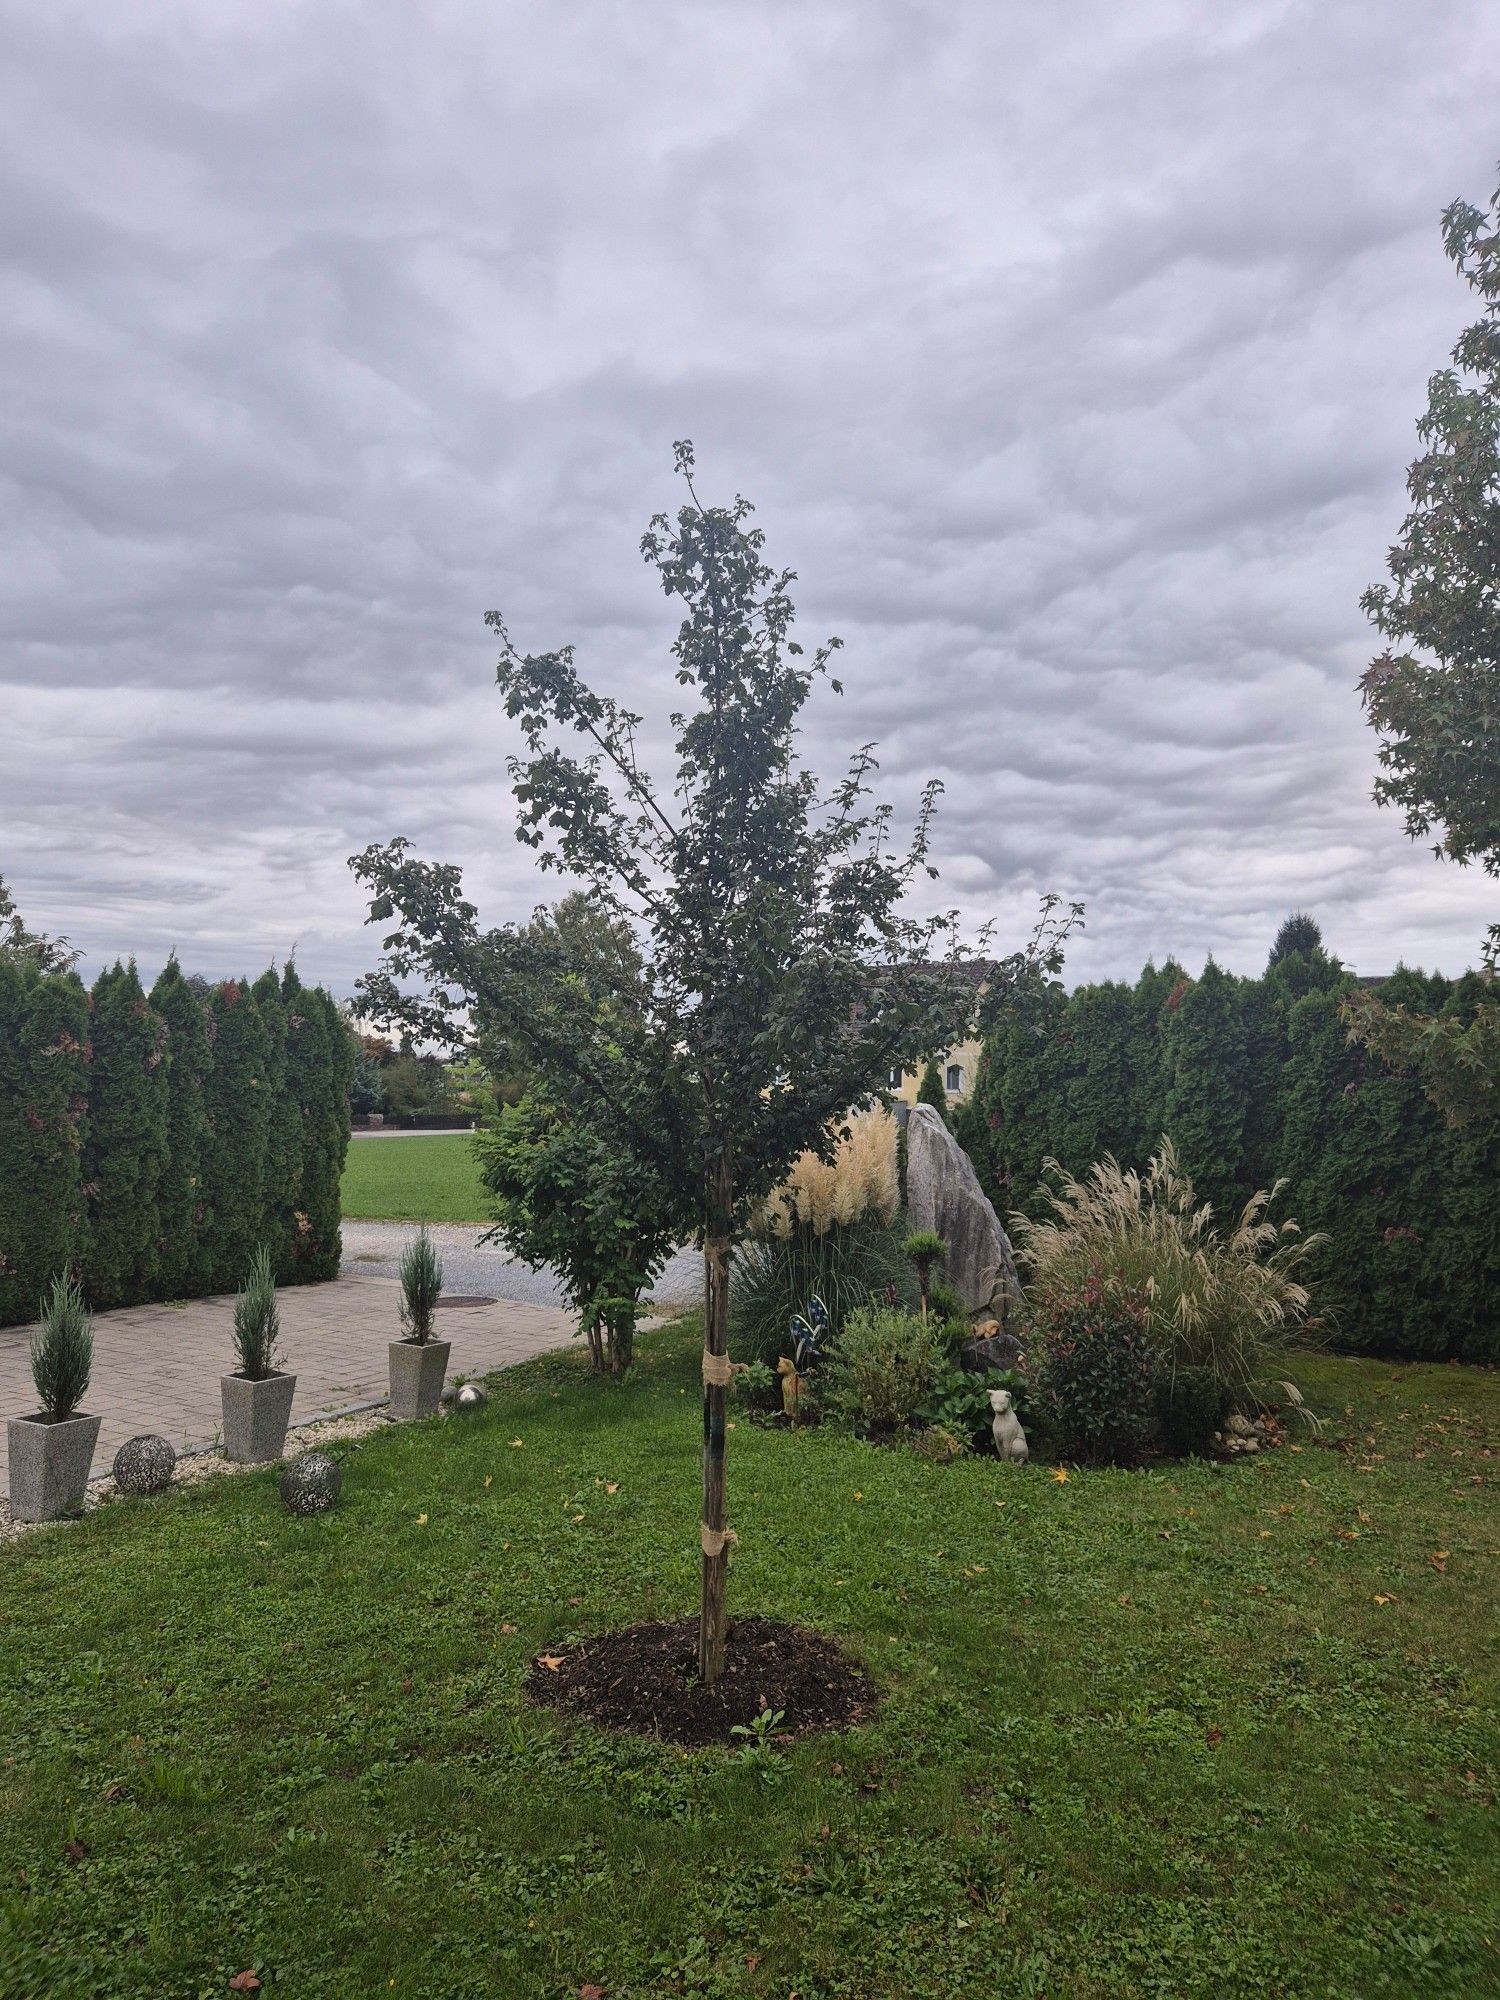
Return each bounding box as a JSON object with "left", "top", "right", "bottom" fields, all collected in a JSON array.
[{"left": 435, "top": 1295, "right": 498, "bottom": 1309}]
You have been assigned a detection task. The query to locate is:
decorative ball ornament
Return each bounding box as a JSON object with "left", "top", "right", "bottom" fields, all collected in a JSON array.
[
  {"left": 279, "top": 1451, "right": 343, "bottom": 1515},
  {"left": 112, "top": 1434, "right": 177, "bottom": 1495},
  {"left": 455, "top": 1382, "right": 487, "bottom": 1411}
]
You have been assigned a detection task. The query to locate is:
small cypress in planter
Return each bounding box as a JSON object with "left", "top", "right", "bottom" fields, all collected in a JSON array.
[
  {"left": 389, "top": 1226, "right": 450, "bottom": 1420},
  {"left": 220, "top": 1245, "right": 296, "bottom": 1463},
  {"left": 8, "top": 1274, "right": 101, "bottom": 1521}
]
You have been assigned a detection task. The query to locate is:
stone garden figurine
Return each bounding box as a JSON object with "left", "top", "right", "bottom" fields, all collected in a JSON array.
[
  {"left": 776, "top": 1356, "right": 804, "bottom": 1423},
  {"left": 989, "top": 1387, "right": 1029, "bottom": 1464}
]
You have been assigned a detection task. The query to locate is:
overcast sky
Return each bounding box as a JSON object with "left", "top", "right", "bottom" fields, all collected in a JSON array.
[{"left": 3, "top": 0, "right": 1497, "bottom": 996}]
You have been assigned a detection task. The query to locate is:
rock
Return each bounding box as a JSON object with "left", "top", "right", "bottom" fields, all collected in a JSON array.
[
  {"left": 904, "top": 1104, "right": 1022, "bottom": 1320},
  {"left": 959, "top": 1330, "right": 1026, "bottom": 1375},
  {"left": 1224, "top": 1413, "right": 1256, "bottom": 1438}
]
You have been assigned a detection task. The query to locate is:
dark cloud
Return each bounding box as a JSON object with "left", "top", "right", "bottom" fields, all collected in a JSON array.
[{"left": 2, "top": 0, "right": 1496, "bottom": 991}]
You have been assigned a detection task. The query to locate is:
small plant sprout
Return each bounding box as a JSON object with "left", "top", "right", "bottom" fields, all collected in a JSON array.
[
  {"left": 399, "top": 1226, "right": 444, "bottom": 1345},
  {"left": 902, "top": 1230, "right": 947, "bottom": 1323},
  {"left": 232, "top": 1245, "right": 282, "bottom": 1380},
  {"left": 31, "top": 1273, "right": 93, "bottom": 1420},
  {"left": 731, "top": 1705, "right": 788, "bottom": 1785}
]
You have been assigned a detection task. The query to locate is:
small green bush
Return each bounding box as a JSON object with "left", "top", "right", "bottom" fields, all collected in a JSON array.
[
  {"left": 731, "top": 1358, "right": 779, "bottom": 1412},
  {"left": 926, "top": 1279, "right": 966, "bottom": 1326},
  {"left": 398, "top": 1226, "right": 444, "bottom": 1344},
  {"left": 916, "top": 1362, "right": 996, "bottom": 1448},
  {"left": 1035, "top": 1274, "right": 1157, "bottom": 1466},
  {"left": 232, "top": 1245, "right": 282, "bottom": 1380},
  {"left": 31, "top": 1273, "right": 93, "bottom": 1420},
  {"left": 820, "top": 1304, "right": 945, "bottom": 1436},
  {"left": 1156, "top": 1364, "right": 1230, "bottom": 1458},
  {"left": 912, "top": 1424, "right": 964, "bottom": 1464}
]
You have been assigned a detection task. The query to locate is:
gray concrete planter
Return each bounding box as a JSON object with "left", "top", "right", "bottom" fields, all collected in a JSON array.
[
  {"left": 388, "top": 1339, "right": 451, "bottom": 1421},
  {"left": 7, "top": 1411, "right": 102, "bottom": 1523},
  {"left": 220, "top": 1371, "right": 297, "bottom": 1464}
]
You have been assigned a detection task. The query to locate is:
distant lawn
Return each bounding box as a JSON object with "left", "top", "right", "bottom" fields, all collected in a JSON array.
[
  {"left": 340, "top": 1132, "right": 491, "bottom": 1223},
  {"left": 0, "top": 1323, "right": 1495, "bottom": 1998}
]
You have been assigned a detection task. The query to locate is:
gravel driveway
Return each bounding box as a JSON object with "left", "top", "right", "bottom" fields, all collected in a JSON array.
[{"left": 340, "top": 1220, "right": 702, "bottom": 1311}]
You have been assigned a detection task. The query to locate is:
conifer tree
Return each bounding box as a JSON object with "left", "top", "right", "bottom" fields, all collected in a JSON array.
[
  {"left": 1161, "top": 959, "right": 1249, "bottom": 1221},
  {"left": 150, "top": 958, "right": 211, "bottom": 1300},
  {"left": 1054, "top": 981, "right": 1135, "bottom": 1174},
  {"left": 253, "top": 967, "right": 303, "bottom": 1279},
  {"left": 200, "top": 978, "right": 270, "bottom": 1291},
  {"left": 916, "top": 1057, "right": 949, "bottom": 1122},
  {"left": 82, "top": 961, "right": 168, "bottom": 1309},
  {"left": 0, "top": 961, "right": 88, "bottom": 1325},
  {"left": 1128, "top": 961, "right": 1182, "bottom": 1167}
]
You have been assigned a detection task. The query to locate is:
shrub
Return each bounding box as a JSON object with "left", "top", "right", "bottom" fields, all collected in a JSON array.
[
  {"left": 232, "top": 1245, "right": 282, "bottom": 1380},
  {"left": 1156, "top": 1364, "right": 1230, "bottom": 1458},
  {"left": 730, "top": 1215, "right": 911, "bottom": 1366},
  {"left": 820, "top": 1304, "right": 945, "bottom": 1435},
  {"left": 927, "top": 1277, "right": 966, "bottom": 1326},
  {"left": 399, "top": 1227, "right": 443, "bottom": 1344},
  {"left": 31, "top": 1273, "right": 93, "bottom": 1420},
  {"left": 912, "top": 1424, "right": 964, "bottom": 1464},
  {"left": 731, "top": 1358, "right": 779, "bottom": 1412},
  {"left": 1011, "top": 1139, "right": 1322, "bottom": 1413},
  {"left": 1034, "top": 1274, "right": 1157, "bottom": 1466},
  {"left": 916, "top": 1362, "right": 997, "bottom": 1449}
]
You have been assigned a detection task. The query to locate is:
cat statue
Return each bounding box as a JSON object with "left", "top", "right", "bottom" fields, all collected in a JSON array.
[{"left": 989, "top": 1387, "right": 1029, "bottom": 1465}]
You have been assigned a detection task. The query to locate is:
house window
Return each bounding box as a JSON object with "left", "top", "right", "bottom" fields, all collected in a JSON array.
[
  {"left": 888, "top": 1066, "right": 902, "bottom": 1089},
  {"left": 945, "top": 1064, "right": 963, "bottom": 1094}
]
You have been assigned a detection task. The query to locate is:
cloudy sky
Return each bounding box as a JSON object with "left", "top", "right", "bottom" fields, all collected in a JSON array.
[{"left": 3, "top": 0, "right": 1497, "bottom": 995}]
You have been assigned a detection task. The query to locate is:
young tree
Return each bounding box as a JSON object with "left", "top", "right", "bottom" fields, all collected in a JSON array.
[
  {"left": 1352, "top": 171, "right": 1500, "bottom": 1118},
  {"left": 352, "top": 444, "right": 1000, "bottom": 1682}
]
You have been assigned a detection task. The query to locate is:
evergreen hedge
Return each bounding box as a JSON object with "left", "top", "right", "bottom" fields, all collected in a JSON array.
[
  {"left": 958, "top": 948, "right": 1500, "bottom": 1363},
  {"left": 0, "top": 961, "right": 353, "bottom": 1327}
]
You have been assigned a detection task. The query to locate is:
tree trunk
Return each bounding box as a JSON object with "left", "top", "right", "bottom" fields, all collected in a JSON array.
[{"left": 697, "top": 1153, "right": 733, "bottom": 1684}]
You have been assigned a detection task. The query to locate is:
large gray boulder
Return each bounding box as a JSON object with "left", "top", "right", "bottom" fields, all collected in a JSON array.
[{"left": 905, "top": 1104, "right": 1021, "bottom": 1321}]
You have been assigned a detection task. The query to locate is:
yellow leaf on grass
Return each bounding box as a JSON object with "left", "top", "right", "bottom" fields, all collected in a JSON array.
[
  {"left": 1051, "top": 1467, "right": 1069, "bottom": 1484},
  {"left": 604, "top": 1482, "right": 619, "bottom": 1495},
  {"left": 509, "top": 1438, "right": 524, "bottom": 1449},
  {"left": 483, "top": 1475, "right": 493, "bottom": 1489},
  {"left": 415, "top": 1512, "right": 428, "bottom": 1526}
]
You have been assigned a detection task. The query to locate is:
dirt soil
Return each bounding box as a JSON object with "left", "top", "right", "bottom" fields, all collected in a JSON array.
[{"left": 526, "top": 1615, "right": 875, "bottom": 1747}]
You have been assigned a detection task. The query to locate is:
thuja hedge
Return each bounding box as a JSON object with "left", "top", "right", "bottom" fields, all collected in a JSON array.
[
  {"left": 957, "top": 950, "right": 1500, "bottom": 1363},
  {"left": 0, "top": 958, "right": 354, "bottom": 1327}
]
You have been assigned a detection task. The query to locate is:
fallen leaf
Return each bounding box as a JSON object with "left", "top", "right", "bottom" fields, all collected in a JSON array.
[
  {"left": 538, "top": 1654, "right": 566, "bottom": 1672},
  {"left": 1051, "top": 1467, "right": 1069, "bottom": 1484},
  {"left": 499, "top": 1622, "right": 517, "bottom": 1634},
  {"left": 1373, "top": 1593, "right": 1397, "bottom": 1605},
  {"left": 744, "top": 1955, "right": 762, "bottom": 1972},
  {"left": 415, "top": 1512, "right": 428, "bottom": 1527},
  {"left": 483, "top": 1475, "right": 493, "bottom": 1489},
  {"left": 62, "top": 1839, "right": 87, "bottom": 1863},
  {"left": 604, "top": 1482, "right": 619, "bottom": 1495},
  {"left": 228, "top": 1975, "right": 262, "bottom": 1995},
  {"left": 579, "top": 1985, "right": 607, "bottom": 1999},
  {"left": 1206, "top": 1726, "right": 1224, "bottom": 1748},
  {"left": 509, "top": 1438, "right": 524, "bottom": 1449},
  {"left": 1429, "top": 1550, "right": 1450, "bottom": 1573}
]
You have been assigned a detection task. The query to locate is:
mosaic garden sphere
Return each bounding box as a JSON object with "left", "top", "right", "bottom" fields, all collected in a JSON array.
[
  {"left": 112, "top": 1434, "right": 176, "bottom": 1496},
  {"left": 455, "top": 1382, "right": 487, "bottom": 1411},
  {"left": 279, "top": 1451, "right": 343, "bottom": 1515}
]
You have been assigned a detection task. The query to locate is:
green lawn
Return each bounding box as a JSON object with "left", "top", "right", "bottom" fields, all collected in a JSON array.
[
  {"left": 1, "top": 1322, "right": 1496, "bottom": 1998},
  {"left": 340, "top": 1133, "right": 491, "bottom": 1222}
]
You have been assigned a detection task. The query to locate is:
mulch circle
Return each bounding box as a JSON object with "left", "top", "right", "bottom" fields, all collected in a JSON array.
[{"left": 526, "top": 1616, "right": 875, "bottom": 1747}]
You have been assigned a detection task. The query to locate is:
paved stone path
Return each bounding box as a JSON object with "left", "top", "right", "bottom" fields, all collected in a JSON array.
[{"left": 0, "top": 1276, "right": 579, "bottom": 1490}]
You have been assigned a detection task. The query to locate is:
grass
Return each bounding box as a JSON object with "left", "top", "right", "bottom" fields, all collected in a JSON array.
[
  {"left": 0, "top": 1320, "right": 1496, "bottom": 1998},
  {"left": 340, "top": 1133, "right": 491, "bottom": 1223}
]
